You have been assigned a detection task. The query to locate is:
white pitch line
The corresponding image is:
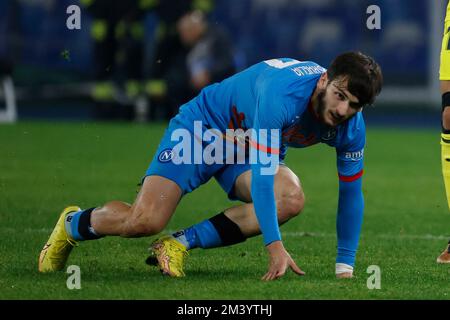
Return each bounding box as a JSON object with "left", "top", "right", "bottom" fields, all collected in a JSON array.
[
  {"left": 283, "top": 231, "right": 450, "bottom": 241},
  {"left": 163, "top": 229, "right": 450, "bottom": 241},
  {"left": 0, "top": 227, "right": 53, "bottom": 234},
  {"left": 1, "top": 228, "right": 448, "bottom": 241}
]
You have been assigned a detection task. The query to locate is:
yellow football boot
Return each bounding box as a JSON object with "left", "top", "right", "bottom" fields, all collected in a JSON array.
[
  {"left": 437, "top": 243, "right": 450, "bottom": 264},
  {"left": 148, "top": 235, "right": 188, "bottom": 277},
  {"left": 38, "top": 206, "right": 81, "bottom": 272}
]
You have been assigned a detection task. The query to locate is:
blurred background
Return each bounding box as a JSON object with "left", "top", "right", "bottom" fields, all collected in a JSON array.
[{"left": 0, "top": 0, "right": 446, "bottom": 125}]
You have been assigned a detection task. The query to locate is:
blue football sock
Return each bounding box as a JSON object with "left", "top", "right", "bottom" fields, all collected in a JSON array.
[
  {"left": 171, "top": 229, "right": 196, "bottom": 249},
  {"left": 173, "top": 212, "right": 246, "bottom": 250},
  {"left": 173, "top": 220, "right": 223, "bottom": 250},
  {"left": 65, "top": 207, "right": 102, "bottom": 241}
]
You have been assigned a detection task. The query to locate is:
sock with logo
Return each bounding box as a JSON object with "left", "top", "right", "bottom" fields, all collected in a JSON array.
[
  {"left": 172, "top": 212, "right": 246, "bottom": 250},
  {"left": 65, "top": 208, "right": 103, "bottom": 241}
]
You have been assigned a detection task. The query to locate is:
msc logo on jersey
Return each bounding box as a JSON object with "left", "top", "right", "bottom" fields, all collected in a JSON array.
[
  {"left": 158, "top": 148, "right": 174, "bottom": 163},
  {"left": 345, "top": 149, "right": 364, "bottom": 161}
]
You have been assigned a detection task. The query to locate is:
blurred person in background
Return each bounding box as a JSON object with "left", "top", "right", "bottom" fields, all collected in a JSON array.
[
  {"left": 178, "top": 10, "right": 236, "bottom": 97},
  {"left": 0, "top": 57, "right": 16, "bottom": 122},
  {"left": 438, "top": 0, "right": 450, "bottom": 264},
  {"left": 80, "top": 0, "right": 150, "bottom": 120},
  {"left": 145, "top": 1, "right": 236, "bottom": 120},
  {"left": 156, "top": 8, "right": 236, "bottom": 119},
  {"left": 145, "top": 0, "right": 213, "bottom": 120}
]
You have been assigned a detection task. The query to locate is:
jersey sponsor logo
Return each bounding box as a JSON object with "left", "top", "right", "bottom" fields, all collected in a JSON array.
[
  {"left": 344, "top": 149, "right": 364, "bottom": 161},
  {"left": 158, "top": 148, "right": 174, "bottom": 163}
]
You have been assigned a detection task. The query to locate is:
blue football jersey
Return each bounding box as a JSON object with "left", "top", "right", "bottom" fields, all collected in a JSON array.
[{"left": 181, "top": 58, "right": 365, "bottom": 245}]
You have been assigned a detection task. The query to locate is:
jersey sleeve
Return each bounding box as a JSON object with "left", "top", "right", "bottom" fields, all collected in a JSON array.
[
  {"left": 336, "top": 115, "right": 365, "bottom": 180},
  {"left": 335, "top": 114, "right": 365, "bottom": 266},
  {"left": 250, "top": 78, "right": 290, "bottom": 246}
]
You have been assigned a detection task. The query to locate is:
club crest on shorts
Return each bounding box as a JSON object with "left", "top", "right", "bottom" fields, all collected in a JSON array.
[{"left": 158, "top": 148, "right": 174, "bottom": 163}]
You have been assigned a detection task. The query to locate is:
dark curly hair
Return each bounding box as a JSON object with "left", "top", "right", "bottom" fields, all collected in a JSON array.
[{"left": 327, "top": 51, "right": 383, "bottom": 108}]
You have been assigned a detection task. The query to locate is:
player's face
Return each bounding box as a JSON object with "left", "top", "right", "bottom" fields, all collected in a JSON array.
[{"left": 317, "top": 78, "right": 362, "bottom": 127}]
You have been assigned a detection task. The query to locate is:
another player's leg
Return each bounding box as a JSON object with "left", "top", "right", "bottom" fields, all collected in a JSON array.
[
  {"left": 439, "top": 80, "right": 450, "bottom": 264},
  {"left": 147, "top": 166, "right": 304, "bottom": 276},
  {"left": 38, "top": 175, "right": 182, "bottom": 272},
  {"left": 438, "top": 2, "right": 450, "bottom": 264}
]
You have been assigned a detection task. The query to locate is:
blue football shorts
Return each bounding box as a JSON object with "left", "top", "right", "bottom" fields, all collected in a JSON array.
[{"left": 144, "top": 102, "right": 251, "bottom": 200}]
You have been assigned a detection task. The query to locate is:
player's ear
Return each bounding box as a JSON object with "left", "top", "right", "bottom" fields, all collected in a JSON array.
[{"left": 318, "top": 72, "right": 328, "bottom": 89}]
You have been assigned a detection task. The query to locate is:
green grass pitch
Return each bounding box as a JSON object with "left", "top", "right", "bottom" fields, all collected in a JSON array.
[{"left": 0, "top": 121, "right": 449, "bottom": 299}]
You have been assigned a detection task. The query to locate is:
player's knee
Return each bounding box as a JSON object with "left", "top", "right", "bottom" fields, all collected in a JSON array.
[
  {"left": 280, "top": 187, "right": 305, "bottom": 219},
  {"left": 123, "top": 220, "right": 161, "bottom": 237},
  {"left": 443, "top": 98, "right": 450, "bottom": 130},
  {"left": 122, "top": 208, "right": 165, "bottom": 237}
]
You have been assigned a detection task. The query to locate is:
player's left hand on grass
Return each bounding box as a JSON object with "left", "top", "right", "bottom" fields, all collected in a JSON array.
[{"left": 262, "top": 240, "right": 305, "bottom": 281}]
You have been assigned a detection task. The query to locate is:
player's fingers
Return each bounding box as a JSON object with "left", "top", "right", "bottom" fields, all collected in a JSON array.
[
  {"left": 268, "top": 273, "right": 278, "bottom": 281},
  {"left": 262, "top": 274, "right": 272, "bottom": 281},
  {"left": 262, "top": 271, "right": 277, "bottom": 281},
  {"left": 268, "top": 271, "right": 277, "bottom": 281},
  {"left": 261, "top": 272, "right": 271, "bottom": 281},
  {"left": 289, "top": 261, "right": 306, "bottom": 276},
  {"left": 273, "top": 270, "right": 285, "bottom": 280}
]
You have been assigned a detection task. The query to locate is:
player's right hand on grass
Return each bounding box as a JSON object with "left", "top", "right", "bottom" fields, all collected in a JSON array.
[{"left": 262, "top": 240, "right": 305, "bottom": 281}]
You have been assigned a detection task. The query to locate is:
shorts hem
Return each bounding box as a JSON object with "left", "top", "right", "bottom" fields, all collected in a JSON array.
[{"left": 141, "top": 173, "right": 187, "bottom": 196}]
